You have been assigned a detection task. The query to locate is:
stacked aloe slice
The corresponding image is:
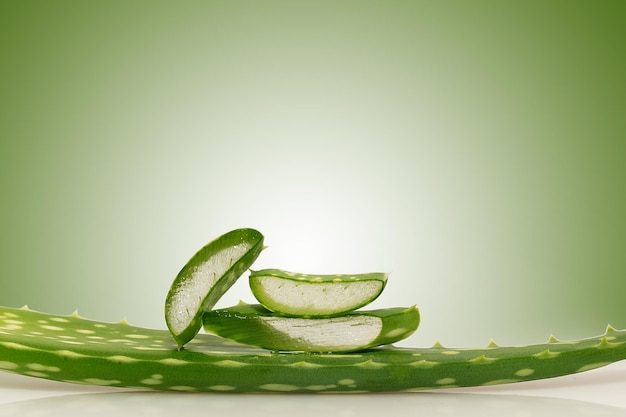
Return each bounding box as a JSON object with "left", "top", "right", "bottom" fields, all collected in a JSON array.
[{"left": 165, "top": 228, "right": 419, "bottom": 352}]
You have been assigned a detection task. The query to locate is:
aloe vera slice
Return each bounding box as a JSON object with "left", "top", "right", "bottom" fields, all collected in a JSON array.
[
  {"left": 249, "top": 269, "right": 388, "bottom": 317},
  {"left": 165, "top": 228, "right": 264, "bottom": 348},
  {"left": 202, "top": 303, "right": 420, "bottom": 352}
]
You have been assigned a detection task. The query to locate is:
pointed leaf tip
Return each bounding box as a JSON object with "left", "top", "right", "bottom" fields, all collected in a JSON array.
[
  {"left": 20, "top": 305, "right": 30, "bottom": 311},
  {"left": 548, "top": 334, "right": 560, "bottom": 343},
  {"left": 70, "top": 310, "right": 82, "bottom": 319},
  {"left": 404, "top": 305, "right": 419, "bottom": 314},
  {"left": 606, "top": 324, "right": 617, "bottom": 334},
  {"left": 431, "top": 340, "right": 445, "bottom": 348}
]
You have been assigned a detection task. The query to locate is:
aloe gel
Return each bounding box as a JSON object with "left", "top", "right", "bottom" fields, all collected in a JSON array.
[{"left": 249, "top": 269, "right": 388, "bottom": 317}]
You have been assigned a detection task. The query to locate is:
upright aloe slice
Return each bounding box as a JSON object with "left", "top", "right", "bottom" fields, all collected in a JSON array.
[
  {"left": 165, "top": 228, "right": 264, "bottom": 348},
  {"left": 202, "top": 303, "right": 420, "bottom": 352},
  {"left": 249, "top": 269, "right": 388, "bottom": 317}
]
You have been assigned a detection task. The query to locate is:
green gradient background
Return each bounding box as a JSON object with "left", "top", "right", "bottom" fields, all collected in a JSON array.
[{"left": 1, "top": 1, "right": 625, "bottom": 347}]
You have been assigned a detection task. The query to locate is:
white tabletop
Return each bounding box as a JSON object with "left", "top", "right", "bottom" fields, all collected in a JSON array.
[{"left": 1, "top": 361, "right": 624, "bottom": 416}]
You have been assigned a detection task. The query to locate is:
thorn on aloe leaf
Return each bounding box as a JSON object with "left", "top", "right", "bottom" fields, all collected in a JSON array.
[{"left": 487, "top": 339, "right": 499, "bottom": 348}]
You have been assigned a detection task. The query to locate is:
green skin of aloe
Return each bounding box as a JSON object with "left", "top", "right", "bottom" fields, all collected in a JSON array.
[
  {"left": 1, "top": 228, "right": 625, "bottom": 392},
  {"left": 1, "top": 306, "right": 625, "bottom": 393}
]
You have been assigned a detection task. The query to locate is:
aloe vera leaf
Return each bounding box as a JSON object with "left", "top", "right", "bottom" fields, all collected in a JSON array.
[
  {"left": 249, "top": 269, "right": 388, "bottom": 317},
  {"left": 1, "top": 306, "right": 625, "bottom": 392},
  {"left": 202, "top": 303, "right": 419, "bottom": 352},
  {"left": 164, "top": 228, "right": 264, "bottom": 348}
]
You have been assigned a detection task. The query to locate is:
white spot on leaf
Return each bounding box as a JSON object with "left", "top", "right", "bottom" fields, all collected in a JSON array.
[
  {"left": 54, "top": 350, "right": 88, "bottom": 358},
  {"left": 141, "top": 374, "right": 164, "bottom": 385},
  {"left": 158, "top": 358, "right": 188, "bottom": 365},
  {"left": 25, "top": 371, "right": 49, "bottom": 378},
  {"left": 209, "top": 385, "right": 236, "bottom": 391},
  {"left": 354, "top": 360, "right": 387, "bottom": 369},
  {"left": 436, "top": 378, "right": 456, "bottom": 385},
  {"left": 0, "top": 342, "right": 35, "bottom": 351},
  {"left": 409, "top": 360, "right": 439, "bottom": 368},
  {"left": 288, "top": 361, "right": 324, "bottom": 369},
  {"left": 50, "top": 318, "right": 69, "bottom": 323},
  {"left": 213, "top": 359, "right": 248, "bottom": 367},
  {"left": 338, "top": 379, "right": 356, "bottom": 385},
  {"left": 169, "top": 386, "right": 197, "bottom": 392},
  {"left": 26, "top": 363, "right": 60, "bottom": 372},
  {"left": 126, "top": 334, "right": 150, "bottom": 339},
  {"left": 0, "top": 361, "right": 19, "bottom": 370},
  {"left": 576, "top": 362, "right": 612, "bottom": 373},
  {"left": 385, "top": 328, "right": 408, "bottom": 338},
  {"left": 259, "top": 384, "right": 299, "bottom": 392},
  {"left": 306, "top": 384, "right": 337, "bottom": 391},
  {"left": 515, "top": 368, "right": 535, "bottom": 377},
  {"left": 107, "top": 355, "right": 139, "bottom": 363},
  {"left": 482, "top": 379, "right": 521, "bottom": 386},
  {"left": 82, "top": 378, "right": 121, "bottom": 386},
  {"left": 40, "top": 325, "right": 64, "bottom": 331}
]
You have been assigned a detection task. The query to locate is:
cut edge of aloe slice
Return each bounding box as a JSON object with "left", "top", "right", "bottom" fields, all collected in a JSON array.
[
  {"left": 164, "top": 228, "right": 264, "bottom": 349},
  {"left": 249, "top": 269, "right": 388, "bottom": 317},
  {"left": 202, "top": 303, "right": 420, "bottom": 353}
]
